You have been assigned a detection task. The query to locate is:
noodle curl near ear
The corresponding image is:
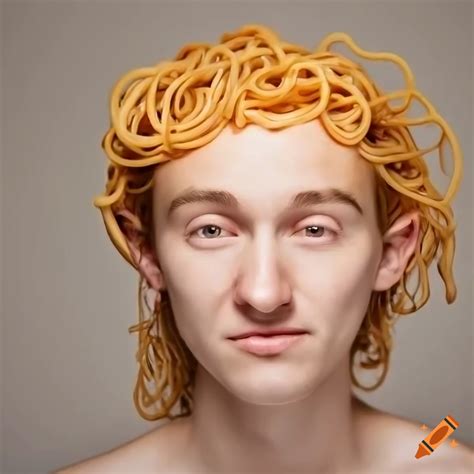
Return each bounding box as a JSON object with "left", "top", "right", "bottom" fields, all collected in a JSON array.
[{"left": 92, "top": 24, "right": 463, "bottom": 421}]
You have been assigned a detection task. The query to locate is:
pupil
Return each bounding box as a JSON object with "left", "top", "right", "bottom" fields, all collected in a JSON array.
[
  {"left": 308, "top": 226, "right": 323, "bottom": 236},
  {"left": 205, "top": 225, "right": 219, "bottom": 237}
]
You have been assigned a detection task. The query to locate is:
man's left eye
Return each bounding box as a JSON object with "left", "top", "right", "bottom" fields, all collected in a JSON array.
[{"left": 299, "top": 225, "right": 337, "bottom": 238}]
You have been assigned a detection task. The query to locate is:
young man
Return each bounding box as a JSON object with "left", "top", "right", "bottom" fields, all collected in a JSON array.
[
  {"left": 56, "top": 120, "right": 473, "bottom": 473},
  {"left": 55, "top": 22, "right": 472, "bottom": 473}
]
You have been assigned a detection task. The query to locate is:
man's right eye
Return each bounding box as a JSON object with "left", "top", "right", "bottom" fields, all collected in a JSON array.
[{"left": 189, "top": 224, "right": 232, "bottom": 239}]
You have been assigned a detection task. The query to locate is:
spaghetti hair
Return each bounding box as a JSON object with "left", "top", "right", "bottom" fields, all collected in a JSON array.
[{"left": 93, "top": 24, "right": 463, "bottom": 421}]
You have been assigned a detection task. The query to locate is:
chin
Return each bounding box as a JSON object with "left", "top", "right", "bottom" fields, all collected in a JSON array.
[{"left": 224, "top": 372, "right": 317, "bottom": 405}]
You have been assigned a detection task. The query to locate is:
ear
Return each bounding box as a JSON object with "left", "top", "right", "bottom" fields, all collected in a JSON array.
[
  {"left": 373, "top": 210, "right": 421, "bottom": 292},
  {"left": 116, "top": 208, "right": 166, "bottom": 293}
]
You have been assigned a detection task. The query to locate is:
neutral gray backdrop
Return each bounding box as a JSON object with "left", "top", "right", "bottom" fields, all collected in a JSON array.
[{"left": 2, "top": 1, "right": 473, "bottom": 473}]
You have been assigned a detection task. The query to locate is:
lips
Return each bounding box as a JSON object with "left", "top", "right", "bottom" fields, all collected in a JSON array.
[
  {"left": 230, "top": 333, "right": 308, "bottom": 356},
  {"left": 228, "top": 328, "right": 308, "bottom": 340}
]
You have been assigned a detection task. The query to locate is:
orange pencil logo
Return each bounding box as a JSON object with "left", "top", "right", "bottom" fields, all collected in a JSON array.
[{"left": 415, "top": 414, "right": 459, "bottom": 459}]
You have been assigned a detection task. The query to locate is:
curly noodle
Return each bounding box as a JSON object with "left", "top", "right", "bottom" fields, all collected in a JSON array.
[{"left": 92, "top": 24, "right": 463, "bottom": 422}]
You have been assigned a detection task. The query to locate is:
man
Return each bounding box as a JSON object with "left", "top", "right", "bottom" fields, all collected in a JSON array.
[{"left": 56, "top": 120, "right": 473, "bottom": 473}]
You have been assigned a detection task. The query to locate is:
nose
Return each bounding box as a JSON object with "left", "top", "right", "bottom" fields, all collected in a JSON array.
[{"left": 232, "top": 237, "right": 292, "bottom": 315}]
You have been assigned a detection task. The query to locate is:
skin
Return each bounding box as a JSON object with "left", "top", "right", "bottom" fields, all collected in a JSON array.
[
  {"left": 56, "top": 119, "right": 473, "bottom": 473},
  {"left": 143, "top": 119, "right": 415, "bottom": 474}
]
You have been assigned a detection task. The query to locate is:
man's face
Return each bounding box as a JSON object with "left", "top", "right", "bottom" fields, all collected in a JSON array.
[{"left": 151, "top": 120, "right": 383, "bottom": 404}]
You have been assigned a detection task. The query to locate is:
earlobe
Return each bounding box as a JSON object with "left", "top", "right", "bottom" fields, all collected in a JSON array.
[
  {"left": 373, "top": 210, "right": 420, "bottom": 292},
  {"left": 127, "top": 237, "right": 165, "bottom": 292},
  {"left": 117, "top": 208, "right": 166, "bottom": 293}
]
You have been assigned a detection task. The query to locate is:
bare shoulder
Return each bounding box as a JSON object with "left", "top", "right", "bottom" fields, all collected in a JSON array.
[
  {"left": 355, "top": 400, "right": 474, "bottom": 473},
  {"left": 392, "top": 419, "right": 473, "bottom": 473},
  {"left": 52, "top": 418, "right": 188, "bottom": 473}
]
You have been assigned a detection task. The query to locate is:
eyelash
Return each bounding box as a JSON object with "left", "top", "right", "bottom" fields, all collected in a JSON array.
[{"left": 189, "top": 223, "right": 338, "bottom": 240}]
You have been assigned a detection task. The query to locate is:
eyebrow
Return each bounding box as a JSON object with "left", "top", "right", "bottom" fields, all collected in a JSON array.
[{"left": 167, "top": 187, "right": 364, "bottom": 218}]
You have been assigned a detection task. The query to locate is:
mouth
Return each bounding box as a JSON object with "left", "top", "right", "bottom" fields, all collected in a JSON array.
[
  {"left": 228, "top": 329, "right": 308, "bottom": 340},
  {"left": 228, "top": 333, "right": 308, "bottom": 356}
]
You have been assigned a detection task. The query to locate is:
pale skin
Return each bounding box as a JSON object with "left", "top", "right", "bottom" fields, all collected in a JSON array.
[{"left": 56, "top": 120, "right": 473, "bottom": 473}]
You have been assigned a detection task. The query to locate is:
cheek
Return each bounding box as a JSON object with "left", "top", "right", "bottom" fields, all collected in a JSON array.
[
  {"left": 315, "top": 247, "right": 377, "bottom": 306},
  {"left": 164, "top": 294, "right": 207, "bottom": 360},
  {"left": 156, "top": 240, "right": 226, "bottom": 359},
  {"left": 296, "top": 231, "right": 378, "bottom": 292},
  {"left": 304, "top": 239, "right": 380, "bottom": 343}
]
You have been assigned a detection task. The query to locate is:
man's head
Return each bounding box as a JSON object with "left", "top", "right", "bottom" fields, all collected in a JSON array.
[
  {"left": 93, "top": 24, "right": 462, "bottom": 421},
  {"left": 128, "top": 120, "right": 420, "bottom": 408}
]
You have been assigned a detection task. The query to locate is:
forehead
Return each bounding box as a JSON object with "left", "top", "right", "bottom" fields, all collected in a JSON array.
[{"left": 153, "top": 120, "right": 376, "bottom": 214}]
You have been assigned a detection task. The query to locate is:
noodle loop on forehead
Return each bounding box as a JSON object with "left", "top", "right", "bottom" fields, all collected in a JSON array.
[{"left": 93, "top": 24, "right": 463, "bottom": 421}]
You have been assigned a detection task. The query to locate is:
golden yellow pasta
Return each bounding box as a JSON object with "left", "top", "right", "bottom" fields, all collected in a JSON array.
[{"left": 92, "top": 24, "right": 463, "bottom": 421}]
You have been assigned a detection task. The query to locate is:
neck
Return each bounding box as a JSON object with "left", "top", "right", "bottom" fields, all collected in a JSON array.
[{"left": 184, "top": 355, "right": 365, "bottom": 473}]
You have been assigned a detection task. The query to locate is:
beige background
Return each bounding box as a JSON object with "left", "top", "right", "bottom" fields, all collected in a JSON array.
[{"left": 2, "top": 1, "right": 473, "bottom": 473}]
